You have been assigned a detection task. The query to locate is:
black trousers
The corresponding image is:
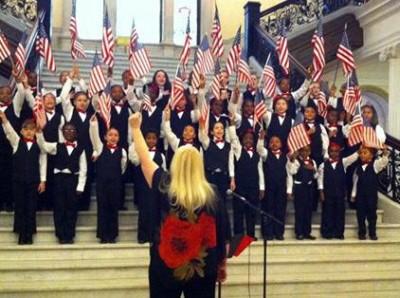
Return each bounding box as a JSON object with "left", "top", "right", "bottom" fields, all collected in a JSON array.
[
  {"left": 38, "top": 155, "right": 55, "bottom": 210},
  {"left": 149, "top": 266, "right": 216, "bottom": 298},
  {"left": 321, "top": 194, "right": 345, "bottom": 237},
  {"left": 233, "top": 186, "right": 259, "bottom": 237},
  {"left": 263, "top": 185, "right": 287, "bottom": 238},
  {"left": 294, "top": 183, "right": 314, "bottom": 237},
  {"left": 13, "top": 181, "right": 37, "bottom": 238},
  {"left": 0, "top": 154, "right": 13, "bottom": 210},
  {"left": 96, "top": 179, "right": 120, "bottom": 240},
  {"left": 135, "top": 186, "right": 158, "bottom": 243},
  {"left": 78, "top": 154, "right": 93, "bottom": 211},
  {"left": 54, "top": 174, "right": 78, "bottom": 241},
  {"left": 356, "top": 195, "right": 378, "bottom": 237}
]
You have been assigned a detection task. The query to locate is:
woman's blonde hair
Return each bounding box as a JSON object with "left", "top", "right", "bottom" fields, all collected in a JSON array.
[{"left": 168, "top": 145, "right": 215, "bottom": 219}]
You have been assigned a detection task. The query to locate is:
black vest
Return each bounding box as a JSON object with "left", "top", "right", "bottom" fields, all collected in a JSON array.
[
  {"left": 141, "top": 106, "right": 163, "bottom": 135},
  {"left": 110, "top": 103, "right": 130, "bottom": 148},
  {"left": 264, "top": 151, "right": 287, "bottom": 189},
  {"left": 294, "top": 159, "right": 314, "bottom": 185},
  {"left": 44, "top": 112, "right": 62, "bottom": 142},
  {"left": 237, "top": 116, "right": 260, "bottom": 140},
  {"left": 95, "top": 146, "right": 123, "bottom": 181},
  {"left": 171, "top": 109, "right": 193, "bottom": 139},
  {"left": 323, "top": 160, "right": 346, "bottom": 197},
  {"left": 267, "top": 113, "right": 292, "bottom": 150},
  {"left": 204, "top": 141, "right": 230, "bottom": 173},
  {"left": 13, "top": 140, "right": 40, "bottom": 183},
  {"left": 326, "top": 125, "right": 345, "bottom": 149},
  {"left": 305, "top": 123, "right": 323, "bottom": 165},
  {"left": 235, "top": 148, "right": 260, "bottom": 189},
  {"left": 135, "top": 151, "right": 164, "bottom": 190},
  {"left": 54, "top": 143, "right": 84, "bottom": 174},
  {"left": 69, "top": 108, "right": 94, "bottom": 152},
  {"left": 356, "top": 162, "right": 378, "bottom": 200}
]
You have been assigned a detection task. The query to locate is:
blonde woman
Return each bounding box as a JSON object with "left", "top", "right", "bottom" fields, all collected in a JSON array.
[{"left": 129, "top": 113, "right": 227, "bottom": 298}]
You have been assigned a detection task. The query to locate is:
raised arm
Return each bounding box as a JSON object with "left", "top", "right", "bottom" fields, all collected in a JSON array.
[
  {"left": 228, "top": 124, "right": 242, "bottom": 159},
  {"left": 343, "top": 151, "right": 359, "bottom": 169},
  {"left": 162, "top": 108, "right": 180, "bottom": 152},
  {"left": 0, "top": 112, "right": 20, "bottom": 153},
  {"left": 89, "top": 116, "right": 104, "bottom": 155},
  {"left": 256, "top": 131, "right": 268, "bottom": 161},
  {"left": 36, "top": 132, "right": 57, "bottom": 155},
  {"left": 77, "top": 152, "right": 87, "bottom": 193},
  {"left": 129, "top": 113, "right": 159, "bottom": 187},
  {"left": 121, "top": 149, "right": 128, "bottom": 174},
  {"left": 128, "top": 143, "right": 140, "bottom": 166},
  {"left": 60, "top": 77, "right": 74, "bottom": 121},
  {"left": 292, "top": 77, "right": 311, "bottom": 102}
]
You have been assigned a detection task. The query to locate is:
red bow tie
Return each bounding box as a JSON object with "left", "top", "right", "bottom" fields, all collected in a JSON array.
[
  {"left": 175, "top": 107, "right": 185, "bottom": 113},
  {"left": 362, "top": 161, "right": 371, "bottom": 166},
  {"left": 183, "top": 140, "right": 193, "bottom": 145},
  {"left": 65, "top": 141, "right": 76, "bottom": 148},
  {"left": 23, "top": 138, "right": 36, "bottom": 143},
  {"left": 76, "top": 108, "right": 86, "bottom": 114},
  {"left": 107, "top": 144, "right": 118, "bottom": 150},
  {"left": 272, "top": 150, "right": 281, "bottom": 155},
  {"left": 215, "top": 139, "right": 224, "bottom": 144},
  {"left": 303, "top": 158, "right": 312, "bottom": 165},
  {"left": 281, "top": 92, "right": 290, "bottom": 98},
  {"left": 306, "top": 120, "right": 315, "bottom": 125},
  {"left": 276, "top": 113, "right": 286, "bottom": 118},
  {"left": 149, "top": 147, "right": 157, "bottom": 152},
  {"left": 245, "top": 147, "right": 254, "bottom": 152},
  {"left": 0, "top": 102, "right": 11, "bottom": 107},
  {"left": 113, "top": 102, "right": 125, "bottom": 108},
  {"left": 328, "top": 124, "right": 338, "bottom": 128},
  {"left": 329, "top": 158, "right": 339, "bottom": 163}
]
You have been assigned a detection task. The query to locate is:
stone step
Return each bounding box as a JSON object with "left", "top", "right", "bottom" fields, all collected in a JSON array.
[
  {"left": 0, "top": 209, "right": 385, "bottom": 227},
  {"left": 0, "top": 224, "right": 398, "bottom": 245}
]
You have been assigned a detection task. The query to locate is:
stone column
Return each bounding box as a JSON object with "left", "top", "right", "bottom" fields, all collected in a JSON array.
[
  {"left": 162, "top": 0, "right": 174, "bottom": 44},
  {"left": 380, "top": 44, "right": 400, "bottom": 137}
]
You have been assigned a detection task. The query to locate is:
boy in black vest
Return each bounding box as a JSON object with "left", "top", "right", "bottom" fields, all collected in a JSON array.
[
  {"left": 0, "top": 113, "right": 46, "bottom": 244},
  {"left": 229, "top": 126, "right": 264, "bottom": 238},
  {"left": 257, "top": 131, "right": 288, "bottom": 240},
  {"left": 90, "top": 116, "right": 127, "bottom": 243},
  {"left": 351, "top": 145, "right": 389, "bottom": 240},
  {"left": 36, "top": 121, "right": 87, "bottom": 244},
  {"left": 277, "top": 75, "right": 310, "bottom": 119},
  {"left": 325, "top": 108, "right": 346, "bottom": 149},
  {"left": 317, "top": 142, "right": 358, "bottom": 239},
  {"left": 129, "top": 129, "right": 166, "bottom": 243},
  {"left": 287, "top": 145, "right": 318, "bottom": 240}
]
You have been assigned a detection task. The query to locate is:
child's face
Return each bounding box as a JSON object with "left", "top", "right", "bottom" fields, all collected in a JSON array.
[
  {"left": 242, "top": 101, "right": 254, "bottom": 117},
  {"left": 304, "top": 107, "right": 317, "bottom": 121},
  {"left": 43, "top": 94, "right": 56, "bottom": 111},
  {"left": 310, "top": 83, "right": 320, "bottom": 97},
  {"left": 362, "top": 106, "right": 374, "bottom": 122},
  {"left": 111, "top": 86, "right": 125, "bottom": 102},
  {"left": 59, "top": 71, "right": 69, "bottom": 85},
  {"left": 74, "top": 94, "right": 89, "bottom": 110},
  {"left": 219, "top": 70, "right": 229, "bottom": 86},
  {"left": 21, "top": 124, "right": 36, "bottom": 140},
  {"left": 105, "top": 128, "right": 119, "bottom": 145},
  {"left": 28, "top": 73, "right": 37, "bottom": 87},
  {"left": 122, "top": 71, "right": 134, "bottom": 86},
  {"left": 269, "top": 136, "right": 282, "bottom": 151},
  {"left": 155, "top": 71, "right": 166, "bottom": 86},
  {"left": 211, "top": 100, "right": 223, "bottom": 115},
  {"left": 249, "top": 75, "right": 258, "bottom": 89},
  {"left": 242, "top": 132, "right": 254, "bottom": 148},
  {"left": 0, "top": 86, "right": 11, "bottom": 103},
  {"left": 279, "top": 78, "right": 290, "bottom": 93},
  {"left": 275, "top": 99, "right": 288, "bottom": 114},
  {"left": 339, "top": 111, "right": 346, "bottom": 122},
  {"left": 358, "top": 146, "right": 374, "bottom": 163},
  {"left": 328, "top": 146, "right": 340, "bottom": 160},
  {"left": 299, "top": 145, "right": 311, "bottom": 159},
  {"left": 145, "top": 132, "right": 158, "bottom": 149},
  {"left": 62, "top": 124, "right": 77, "bottom": 142},
  {"left": 176, "top": 98, "right": 187, "bottom": 110},
  {"left": 182, "top": 125, "right": 196, "bottom": 142},
  {"left": 327, "top": 110, "right": 338, "bottom": 124},
  {"left": 212, "top": 122, "right": 225, "bottom": 139}
]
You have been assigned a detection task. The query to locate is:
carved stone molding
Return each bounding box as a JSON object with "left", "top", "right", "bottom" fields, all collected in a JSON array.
[
  {"left": 379, "top": 44, "right": 400, "bottom": 62},
  {"left": 0, "top": 0, "right": 37, "bottom": 23}
]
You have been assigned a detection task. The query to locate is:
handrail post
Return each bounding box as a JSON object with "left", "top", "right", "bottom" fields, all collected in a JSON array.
[{"left": 244, "top": 2, "right": 261, "bottom": 60}]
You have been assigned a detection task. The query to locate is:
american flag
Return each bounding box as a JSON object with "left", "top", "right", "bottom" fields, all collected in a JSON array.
[
  {"left": 316, "top": 91, "right": 327, "bottom": 118},
  {"left": 191, "top": 49, "right": 202, "bottom": 89},
  {"left": 343, "top": 72, "right": 361, "bottom": 115},
  {"left": 129, "top": 42, "right": 152, "bottom": 79},
  {"left": 69, "top": 0, "right": 86, "bottom": 60},
  {"left": 288, "top": 124, "right": 311, "bottom": 154},
  {"left": 276, "top": 23, "right": 289, "bottom": 75},
  {"left": 347, "top": 105, "right": 363, "bottom": 147},
  {"left": 363, "top": 125, "right": 383, "bottom": 149},
  {"left": 199, "top": 91, "right": 210, "bottom": 132},
  {"left": 33, "top": 94, "right": 44, "bottom": 121},
  {"left": 170, "top": 67, "right": 185, "bottom": 110},
  {"left": 36, "top": 22, "right": 56, "bottom": 72},
  {"left": 88, "top": 51, "right": 107, "bottom": 97},
  {"left": 211, "top": 4, "right": 224, "bottom": 58},
  {"left": 262, "top": 53, "right": 276, "bottom": 98},
  {"left": 0, "top": 31, "right": 11, "bottom": 64},
  {"left": 226, "top": 26, "right": 241, "bottom": 76},
  {"left": 15, "top": 33, "right": 27, "bottom": 73},
  {"left": 337, "top": 30, "right": 355, "bottom": 77},
  {"left": 179, "top": 15, "right": 191, "bottom": 70},
  {"left": 98, "top": 81, "right": 112, "bottom": 129},
  {"left": 253, "top": 92, "right": 267, "bottom": 129},
  {"left": 128, "top": 18, "right": 139, "bottom": 60},
  {"left": 237, "top": 52, "right": 252, "bottom": 84},
  {"left": 311, "top": 18, "right": 325, "bottom": 82},
  {"left": 102, "top": 4, "right": 115, "bottom": 68},
  {"left": 211, "top": 58, "right": 221, "bottom": 100},
  {"left": 141, "top": 93, "right": 153, "bottom": 112},
  {"left": 197, "top": 35, "right": 214, "bottom": 74}
]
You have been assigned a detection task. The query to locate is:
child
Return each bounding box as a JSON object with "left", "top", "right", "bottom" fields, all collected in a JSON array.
[
  {"left": 140, "top": 84, "right": 165, "bottom": 137},
  {"left": 89, "top": 116, "right": 127, "bottom": 243},
  {"left": 0, "top": 113, "right": 46, "bottom": 244},
  {"left": 208, "top": 98, "right": 230, "bottom": 134},
  {"left": 277, "top": 75, "right": 310, "bottom": 119},
  {"left": 361, "top": 104, "right": 386, "bottom": 144},
  {"left": 36, "top": 122, "right": 87, "bottom": 244},
  {"left": 300, "top": 82, "right": 327, "bottom": 124},
  {"left": 129, "top": 129, "right": 166, "bottom": 243},
  {"left": 229, "top": 126, "right": 264, "bottom": 238},
  {"left": 351, "top": 145, "right": 389, "bottom": 240},
  {"left": 325, "top": 108, "right": 346, "bottom": 149},
  {"left": 242, "top": 74, "right": 259, "bottom": 101},
  {"left": 318, "top": 143, "right": 358, "bottom": 239},
  {"left": 287, "top": 145, "right": 318, "bottom": 240},
  {"left": 60, "top": 69, "right": 95, "bottom": 210},
  {"left": 257, "top": 131, "right": 288, "bottom": 240}
]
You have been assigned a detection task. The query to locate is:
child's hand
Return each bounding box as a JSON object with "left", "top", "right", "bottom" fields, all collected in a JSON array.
[
  {"left": 230, "top": 178, "right": 236, "bottom": 191},
  {"left": 217, "top": 259, "right": 227, "bottom": 283},
  {"left": 382, "top": 145, "right": 389, "bottom": 157},
  {"left": 287, "top": 193, "right": 293, "bottom": 200},
  {"left": 231, "top": 86, "right": 240, "bottom": 104},
  {"left": 307, "top": 126, "right": 316, "bottom": 135},
  {"left": 319, "top": 191, "right": 325, "bottom": 202},
  {"left": 76, "top": 191, "right": 83, "bottom": 196},
  {"left": 36, "top": 111, "right": 47, "bottom": 130},
  {"left": 198, "top": 74, "right": 206, "bottom": 89},
  {"left": 259, "top": 190, "right": 265, "bottom": 200},
  {"left": 306, "top": 65, "right": 313, "bottom": 79},
  {"left": 350, "top": 196, "right": 356, "bottom": 203},
  {"left": 0, "top": 111, "right": 8, "bottom": 123},
  {"left": 38, "top": 182, "right": 46, "bottom": 194},
  {"left": 90, "top": 115, "right": 97, "bottom": 123},
  {"left": 163, "top": 106, "right": 171, "bottom": 122},
  {"left": 259, "top": 129, "right": 266, "bottom": 140},
  {"left": 329, "top": 84, "right": 337, "bottom": 97},
  {"left": 129, "top": 112, "right": 142, "bottom": 129},
  {"left": 289, "top": 151, "right": 298, "bottom": 162}
]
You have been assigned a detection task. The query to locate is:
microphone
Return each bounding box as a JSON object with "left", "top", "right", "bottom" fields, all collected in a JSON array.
[{"left": 226, "top": 189, "right": 246, "bottom": 202}]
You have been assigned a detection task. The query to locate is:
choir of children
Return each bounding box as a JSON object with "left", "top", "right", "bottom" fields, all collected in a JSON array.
[{"left": 0, "top": 65, "right": 390, "bottom": 245}]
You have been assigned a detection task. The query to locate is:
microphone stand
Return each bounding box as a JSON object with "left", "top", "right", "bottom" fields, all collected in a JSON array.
[{"left": 227, "top": 190, "right": 284, "bottom": 298}]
